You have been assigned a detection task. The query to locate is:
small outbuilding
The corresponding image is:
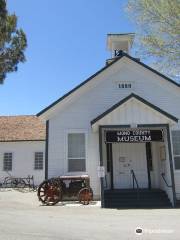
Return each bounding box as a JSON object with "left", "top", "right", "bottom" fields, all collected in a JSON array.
[{"left": 0, "top": 115, "right": 45, "bottom": 185}]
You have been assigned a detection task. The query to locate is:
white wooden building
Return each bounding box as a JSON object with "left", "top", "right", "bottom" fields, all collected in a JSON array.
[
  {"left": 0, "top": 116, "right": 45, "bottom": 185},
  {"left": 38, "top": 34, "right": 180, "bottom": 208}
]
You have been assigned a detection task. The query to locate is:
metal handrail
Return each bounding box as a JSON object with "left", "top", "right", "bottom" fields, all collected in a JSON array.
[
  {"left": 131, "top": 169, "right": 139, "bottom": 189},
  {"left": 103, "top": 174, "right": 108, "bottom": 189},
  {"left": 131, "top": 169, "right": 140, "bottom": 205},
  {"left": 161, "top": 173, "right": 172, "bottom": 188}
]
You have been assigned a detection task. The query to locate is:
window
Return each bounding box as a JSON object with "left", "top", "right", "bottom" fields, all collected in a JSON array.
[
  {"left": 3, "top": 153, "right": 12, "bottom": 171},
  {"left": 68, "top": 133, "right": 86, "bottom": 172},
  {"left": 34, "top": 152, "right": 43, "bottom": 170},
  {"left": 172, "top": 131, "right": 180, "bottom": 170}
]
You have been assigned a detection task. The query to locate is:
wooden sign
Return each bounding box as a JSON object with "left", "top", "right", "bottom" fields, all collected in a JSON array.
[{"left": 105, "top": 129, "right": 164, "bottom": 143}]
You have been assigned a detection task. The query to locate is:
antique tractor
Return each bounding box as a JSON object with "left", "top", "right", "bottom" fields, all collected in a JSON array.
[{"left": 37, "top": 175, "right": 93, "bottom": 206}]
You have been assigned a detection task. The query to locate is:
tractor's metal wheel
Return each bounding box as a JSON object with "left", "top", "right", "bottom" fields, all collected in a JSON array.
[
  {"left": 37, "top": 179, "right": 62, "bottom": 206},
  {"left": 78, "top": 187, "right": 93, "bottom": 205}
]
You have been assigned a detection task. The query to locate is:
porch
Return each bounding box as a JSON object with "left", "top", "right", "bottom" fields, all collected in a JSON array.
[
  {"left": 91, "top": 94, "right": 178, "bottom": 208},
  {"left": 100, "top": 126, "right": 174, "bottom": 208}
]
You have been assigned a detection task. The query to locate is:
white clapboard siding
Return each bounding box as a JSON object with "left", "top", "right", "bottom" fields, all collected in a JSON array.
[{"left": 0, "top": 141, "right": 45, "bottom": 185}]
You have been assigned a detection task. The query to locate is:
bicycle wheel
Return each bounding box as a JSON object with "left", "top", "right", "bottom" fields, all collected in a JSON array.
[
  {"left": 15, "top": 179, "right": 26, "bottom": 188},
  {"left": 4, "top": 178, "right": 13, "bottom": 188}
]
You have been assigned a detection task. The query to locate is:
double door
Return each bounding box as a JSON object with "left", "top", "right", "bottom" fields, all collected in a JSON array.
[{"left": 113, "top": 143, "right": 148, "bottom": 189}]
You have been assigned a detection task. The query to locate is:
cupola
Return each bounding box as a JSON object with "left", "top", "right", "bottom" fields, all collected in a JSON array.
[{"left": 107, "top": 33, "right": 135, "bottom": 60}]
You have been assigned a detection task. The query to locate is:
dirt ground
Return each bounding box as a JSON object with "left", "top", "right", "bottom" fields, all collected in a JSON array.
[{"left": 0, "top": 188, "right": 180, "bottom": 240}]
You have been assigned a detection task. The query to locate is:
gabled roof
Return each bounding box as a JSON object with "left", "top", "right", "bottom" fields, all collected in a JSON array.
[
  {"left": 91, "top": 93, "right": 178, "bottom": 126},
  {"left": 0, "top": 115, "right": 46, "bottom": 142},
  {"left": 37, "top": 51, "right": 180, "bottom": 117}
]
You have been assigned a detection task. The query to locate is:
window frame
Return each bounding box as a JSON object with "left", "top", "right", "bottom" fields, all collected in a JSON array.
[
  {"left": 3, "top": 152, "right": 13, "bottom": 171},
  {"left": 172, "top": 130, "right": 180, "bottom": 171},
  {"left": 66, "top": 130, "right": 87, "bottom": 173},
  {"left": 34, "top": 152, "right": 44, "bottom": 170}
]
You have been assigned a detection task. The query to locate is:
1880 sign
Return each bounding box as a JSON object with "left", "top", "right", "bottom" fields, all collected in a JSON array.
[{"left": 105, "top": 129, "right": 164, "bottom": 143}]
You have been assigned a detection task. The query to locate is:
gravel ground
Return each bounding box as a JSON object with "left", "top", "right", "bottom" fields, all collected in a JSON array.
[{"left": 0, "top": 189, "right": 180, "bottom": 240}]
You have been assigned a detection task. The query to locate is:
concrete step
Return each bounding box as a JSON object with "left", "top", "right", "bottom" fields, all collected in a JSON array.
[
  {"left": 104, "top": 189, "right": 172, "bottom": 209},
  {"left": 176, "top": 200, "right": 180, "bottom": 208}
]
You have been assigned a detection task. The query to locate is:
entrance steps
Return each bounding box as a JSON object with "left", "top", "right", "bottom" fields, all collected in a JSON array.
[
  {"left": 177, "top": 200, "right": 180, "bottom": 208},
  {"left": 104, "top": 189, "right": 172, "bottom": 209}
]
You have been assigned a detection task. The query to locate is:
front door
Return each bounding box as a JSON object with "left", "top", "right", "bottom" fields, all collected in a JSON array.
[{"left": 113, "top": 143, "right": 148, "bottom": 189}]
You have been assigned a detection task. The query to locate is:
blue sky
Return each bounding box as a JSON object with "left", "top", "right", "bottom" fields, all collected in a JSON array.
[{"left": 0, "top": 0, "right": 134, "bottom": 115}]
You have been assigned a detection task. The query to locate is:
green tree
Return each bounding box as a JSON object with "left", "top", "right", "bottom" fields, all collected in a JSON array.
[
  {"left": 126, "top": 0, "right": 180, "bottom": 81},
  {"left": 0, "top": 0, "right": 27, "bottom": 83}
]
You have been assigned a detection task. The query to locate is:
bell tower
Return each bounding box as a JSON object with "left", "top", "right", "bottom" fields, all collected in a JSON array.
[{"left": 107, "top": 33, "right": 135, "bottom": 58}]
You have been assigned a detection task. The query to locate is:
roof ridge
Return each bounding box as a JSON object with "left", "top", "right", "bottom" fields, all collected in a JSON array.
[{"left": 0, "top": 115, "right": 36, "bottom": 118}]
